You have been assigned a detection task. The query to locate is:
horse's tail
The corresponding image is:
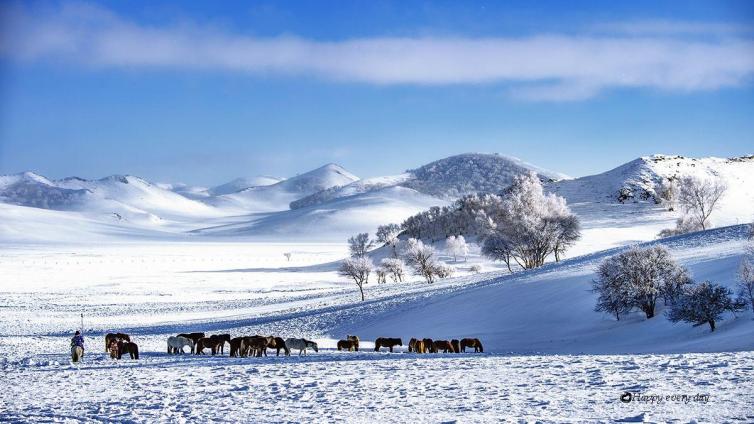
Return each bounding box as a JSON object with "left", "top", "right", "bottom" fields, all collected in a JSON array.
[
  {"left": 478, "top": 340, "right": 483, "bottom": 353},
  {"left": 133, "top": 344, "right": 139, "bottom": 360}
]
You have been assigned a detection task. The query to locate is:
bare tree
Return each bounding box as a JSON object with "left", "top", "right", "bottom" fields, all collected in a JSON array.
[
  {"left": 348, "top": 233, "right": 375, "bottom": 258},
  {"left": 667, "top": 281, "right": 744, "bottom": 332},
  {"left": 677, "top": 176, "right": 727, "bottom": 230},
  {"left": 283, "top": 252, "right": 292, "bottom": 262},
  {"left": 481, "top": 233, "right": 515, "bottom": 273},
  {"left": 339, "top": 257, "right": 373, "bottom": 301}
]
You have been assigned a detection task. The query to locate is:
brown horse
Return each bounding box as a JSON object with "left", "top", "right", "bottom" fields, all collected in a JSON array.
[
  {"left": 117, "top": 341, "right": 139, "bottom": 359},
  {"left": 247, "top": 336, "right": 270, "bottom": 357},
  {"left": 374, "top": 337, "right": 402, "bottom": 352},
  {"left": 432, "top": 340, "right": 454, "bottom": 353},
  {"left": 460, "top": 338, "right": 484, "bottom": 353},
  {"left": 408, "top": 338, "right": 418, "bottom": 352},
  {"left": 177, "top": 332, "right": 205, "bottom": 354},
  {"left": 421, "top": 338, "right": 434, "bottom": 353},
  {"left": 229, "top": 337, "right": 244, "bottom": 357},
  {"left": 266, "top": 336, "right": 290, "bottom": 356},
  {"left": 104, "top": 333, "right": 130, "bottom": 352},
  {"left": 195, "top": 334, "right": 231, "bottom": 355},
  {"left": 347, "top": 335, "right": 360, "bottom": 351},
  {"left": 337, "top": 339, "right": 358, "bottom": 351},
  {"left": 414, "top": 339, "right": 425, "bottom": 354},
  {"left": 450, "top": 339, "right": 461, "bottom": 353}
]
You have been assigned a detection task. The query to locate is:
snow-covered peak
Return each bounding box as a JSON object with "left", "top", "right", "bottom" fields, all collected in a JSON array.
[{"left": 263, "top": 163, "right": 359, "bottom": 194}]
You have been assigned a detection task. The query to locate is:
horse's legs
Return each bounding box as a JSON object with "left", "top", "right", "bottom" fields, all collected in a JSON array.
[{"left": 389, "top": 346, "right": 393, "bottom": 353}]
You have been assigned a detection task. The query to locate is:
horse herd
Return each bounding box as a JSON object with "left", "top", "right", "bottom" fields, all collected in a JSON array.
[
  {"left": 101, "top": 332, "right": 483, "bottom": 360},
  {"left": 375, "top": 337, "right": 484, "bottom": 353}
]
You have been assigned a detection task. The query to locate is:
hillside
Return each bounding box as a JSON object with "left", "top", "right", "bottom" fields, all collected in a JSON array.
[{"left": 332, "top": 224, "right": 754, "bottom": 354}]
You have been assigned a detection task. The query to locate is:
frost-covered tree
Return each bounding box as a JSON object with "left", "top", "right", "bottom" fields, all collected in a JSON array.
[
  {"left": 400, "top": 238, "right": 443, "bottom": 284},
  {"left": 738, "top": 252, "right": 754, "bottom": 312},
  {"left": 469, "top": 264, "right": 482, "bottom": 273},
  {"left": 446, "top": 235, "right": 469, "bottom": 262},
  {"left": 656, "top": 178, "right": 679, "bottom": 211},
  {"left": 594, "top": 246, "right": 689, "bottom": 319},
  {"left": 348, "top": 233, "right": 375, "bottom": 258},
  {"left": 484, "top": 172, "right": 580, "bottom": 269},
  {"left": 667, "top": 281, "right": 744, "bottom": 332},
  {"left": 379, "top": 258, "right": 406, "bottom": 282},
  {"left": 376, "top": 223, "right": 401, "bottom": 256},
  {"left": 339, "top": 257, "right": 373, "bottom": 301},
  {"left": 677, "top": 176, "right": 727, "bottom": 231}
]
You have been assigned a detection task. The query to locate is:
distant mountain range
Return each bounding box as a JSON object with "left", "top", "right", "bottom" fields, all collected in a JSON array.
[{"left": 1, "top": 153, "right": 753, "bottom": 243}]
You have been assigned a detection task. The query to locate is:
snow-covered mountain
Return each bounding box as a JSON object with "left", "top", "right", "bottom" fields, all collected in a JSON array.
[
  {"left": 2, "top": 153, "right": 753, "bottom": 246},
  {"left": 291, "top": 153, "right": 566, "bottom": 210}
]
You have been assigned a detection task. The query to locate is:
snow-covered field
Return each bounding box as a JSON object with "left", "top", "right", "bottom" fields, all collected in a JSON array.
[{"left": 1, "top": 223, "right": 752, "bottom": 421}]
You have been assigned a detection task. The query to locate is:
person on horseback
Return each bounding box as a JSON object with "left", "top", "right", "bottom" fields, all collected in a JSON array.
[{"left": 71, "top": 330, "right": 84, "bottom": 350}]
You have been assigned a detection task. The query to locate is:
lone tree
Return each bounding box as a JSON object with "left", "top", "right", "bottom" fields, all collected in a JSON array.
[
  {"left": 339, "top": 257, "right": 373, "bottom": 301},
  {"left": 677, "top": 175, "right": 727, "bottom": 231},
  {"left": 348, "top": 233, "right": 375, "bottom": 258},
  {"left": 446, "top": 235, "right": 469, "bottom": 262},
  {"left": 657, "top": 178, "right": 679, "bottom": 211},
  {"left": 667, "top": 281, "right": 744, "bottom": 332},
  {"left": 376, "top": 224, "right": 401, "bottom": 256},
  {"left": 593, "top": 246, "right": 690, "bottom": 319}
]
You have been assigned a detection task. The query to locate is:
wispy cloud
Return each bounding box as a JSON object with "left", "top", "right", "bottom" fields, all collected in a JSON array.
[{"left": 2, "top": 3, "right": 753, "bottom": 101}]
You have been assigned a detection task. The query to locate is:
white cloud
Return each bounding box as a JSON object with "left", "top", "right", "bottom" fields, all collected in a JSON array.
[{"left": 2, "top": 3, "right": 753, "bottom": 101}]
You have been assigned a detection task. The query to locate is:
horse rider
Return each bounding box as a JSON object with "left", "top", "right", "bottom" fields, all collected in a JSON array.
[{"left": 71, "top": 330, "right": 85, "bottom": 352}]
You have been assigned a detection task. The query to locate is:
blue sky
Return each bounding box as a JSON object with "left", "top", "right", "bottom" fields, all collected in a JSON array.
[{"left": 1, "top": 0, "right": 753, "bottom": 185}]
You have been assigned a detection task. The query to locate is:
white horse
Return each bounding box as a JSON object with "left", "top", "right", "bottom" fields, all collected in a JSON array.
[
  {"left": 285, "top": 338, "right": 318, "bottom": 356},
  {"left": 167, "top": 336, "right": 194, "bottom": 354}
]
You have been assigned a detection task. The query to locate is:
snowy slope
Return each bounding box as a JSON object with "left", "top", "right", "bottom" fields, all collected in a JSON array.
[
  {"left": 196, "top": 185, "right": 444, "bottom": 240},
  {"left": 334, "top": 225, "right": 754, "bottom": 354}
]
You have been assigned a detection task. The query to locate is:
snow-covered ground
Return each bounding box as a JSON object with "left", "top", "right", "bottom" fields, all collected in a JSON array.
[{"left": 1, "top": 224, "right": 752, "bottom": 421}]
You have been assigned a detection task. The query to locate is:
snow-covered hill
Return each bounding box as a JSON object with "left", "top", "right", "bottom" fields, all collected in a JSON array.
[
  {"left": 208, "top": 175, "right": 285, "bottom": 196},
  {"left": 209, "top": 163, "right": 359, "bottom": 212},
  {"left": 0, "top": 172, "right": 222, "bottom": 227},
  {"left": 549, "top": 154, "right": 754, "bottom": 205}
]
